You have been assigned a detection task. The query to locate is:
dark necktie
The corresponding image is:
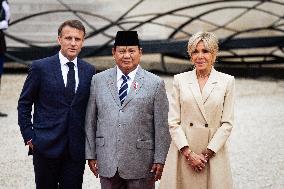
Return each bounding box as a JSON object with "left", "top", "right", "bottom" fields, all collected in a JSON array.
[
  {"left": 66, "top": 62, "right": 75, "bottom": 104},
  {"left": 119, "top": 75, "right": 129, "bottom": 105}
]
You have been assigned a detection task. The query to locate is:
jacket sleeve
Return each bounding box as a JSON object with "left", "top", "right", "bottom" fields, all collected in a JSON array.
[
  {"left": 207, "top": 76, "right": 235, "bottom": 153},
  {"left": 153, "top": 79, "right": 170, "bottom": 164},
  {"left": 168, "top": 75, "right": 189, "bottom": 150},
  {"left": 85, "top": 75, "right": 97, "bottom": 160},
  {"left": 17, "top": 62, "right": 40, "bottom": 144}
]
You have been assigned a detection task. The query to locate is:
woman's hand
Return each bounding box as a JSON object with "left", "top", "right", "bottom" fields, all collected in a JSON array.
[
  {"left": 202, "top": 148, "right": 216, "bottom": 161},
  {"left": 187, "top": 152, "right": 207, "bottom": 172},
  {"left": 180, "top": 146, "right": 207, "bottom": 172}
]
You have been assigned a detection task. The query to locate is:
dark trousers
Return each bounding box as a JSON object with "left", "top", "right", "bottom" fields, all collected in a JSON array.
[
  {"left": 100, "top": 171, "right": 155, "bottom": 189},
  {"left": 33, "top": 151, "right": 85, "bottom": 189}
]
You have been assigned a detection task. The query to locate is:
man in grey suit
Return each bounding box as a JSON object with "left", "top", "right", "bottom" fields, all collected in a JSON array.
[{"left": 85, "top": 31, "right": 170, "bottom": 189}]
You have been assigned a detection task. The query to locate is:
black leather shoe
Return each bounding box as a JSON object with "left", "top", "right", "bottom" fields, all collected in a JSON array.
[{"left": 0, "top": 112, "right": 8, "bottom": 117}]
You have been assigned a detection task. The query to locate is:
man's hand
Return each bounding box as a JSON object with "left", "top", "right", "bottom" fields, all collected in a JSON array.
[
  {"left": 88, "top": 159, "right": 98, "bottom": 178},
  {"left": 26, "top": 139, "right": 34, "bottom": 150},
  {"left": 150, "top": 163, "right": 164, "bottom": 181}
]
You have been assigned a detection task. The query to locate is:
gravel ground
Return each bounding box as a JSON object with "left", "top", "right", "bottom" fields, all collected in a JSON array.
[{"left": 0, "top": 73, "right": 284, "bottom": 189}]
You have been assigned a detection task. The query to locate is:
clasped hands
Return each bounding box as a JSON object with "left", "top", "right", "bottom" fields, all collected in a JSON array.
[{"left": 180, "top": 146, "right": 215, "bottom": 173}]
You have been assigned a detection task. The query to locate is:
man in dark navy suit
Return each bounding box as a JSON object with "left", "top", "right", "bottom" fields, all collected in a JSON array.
[{"left": 18, "top": 19, "right": 96, "bottom": 189}]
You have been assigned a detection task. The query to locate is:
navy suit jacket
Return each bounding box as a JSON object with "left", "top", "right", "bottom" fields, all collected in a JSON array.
[{"left": 18, "top": 53, "right": 96, "bottom": 161}]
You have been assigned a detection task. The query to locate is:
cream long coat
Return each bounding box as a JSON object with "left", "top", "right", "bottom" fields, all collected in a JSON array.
[{"left": 159, "top": 68, "right": 235, "bottom": 189}]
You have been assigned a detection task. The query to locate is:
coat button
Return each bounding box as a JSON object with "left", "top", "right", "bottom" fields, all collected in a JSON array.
[
  {"left": 190, "top": 123, "right": 193, "bottom": 126},
  {"left": 205, "top": 124, "right": 208, "bottom": 127}
]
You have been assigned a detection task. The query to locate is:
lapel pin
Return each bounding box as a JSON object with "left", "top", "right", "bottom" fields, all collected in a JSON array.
[{"left": 133, "top": 82, "right": 139, "bottom": 91}]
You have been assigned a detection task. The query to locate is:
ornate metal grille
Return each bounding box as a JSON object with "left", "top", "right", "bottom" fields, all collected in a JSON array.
[{"left": 5, "top": 0, "right": 284, "bottom": 72}]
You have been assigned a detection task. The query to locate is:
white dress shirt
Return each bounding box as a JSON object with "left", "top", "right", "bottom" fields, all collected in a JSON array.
[
  {"left": 59, "top": 51, "right": 79, "bottom": 92},
  {"left": 116, "top": 65, "right": 139, "bottom": 93}
]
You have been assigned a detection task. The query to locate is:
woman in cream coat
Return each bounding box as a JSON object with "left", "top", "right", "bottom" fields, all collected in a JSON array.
[{"left": 159, "top": 32, "right": 235, "bottom": 189}]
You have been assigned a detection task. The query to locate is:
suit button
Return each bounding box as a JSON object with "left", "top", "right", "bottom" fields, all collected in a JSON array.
[
  {"left": 205, "top": 124, "right": 208, "bottom": 127},
  {"left": 190, "top": 123, "right": 193, "bottom": 126}
]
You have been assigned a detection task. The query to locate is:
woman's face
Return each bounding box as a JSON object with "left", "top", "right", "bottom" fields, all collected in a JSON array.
[{"left": 191, "top": 41, "right": 215, "bottom": 72}]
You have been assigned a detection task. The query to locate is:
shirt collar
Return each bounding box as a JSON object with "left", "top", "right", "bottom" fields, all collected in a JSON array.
[
  {"left": 116, "top": 65, "right": 139, "bottom": 82},
  {"left": 59, "top": 51, "right": 78, "bottom": 67}
]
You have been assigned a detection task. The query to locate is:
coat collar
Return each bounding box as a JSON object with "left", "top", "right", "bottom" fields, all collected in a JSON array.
[
  {"left": 122, "top": 66, "right": 144, "bottom": 108},
  {"left": 202, "top": 68, "right": 218, "bottom": 104},
  {"left": 72, "top": 58, "right": 86, "bottom": 104},
  {"left": 188, "top": 68, "right": 218, "bottom": 122},
  {"left": 51, "top": 53, "right": 85, "bottom": 105},
  {"left": 107, "top": 67, "right": 121, "bottom": 107},
  {"left": 51, "top": 54, "right": 65, "bottom": 91},
  {"left": 106, "top": 66, "right": 145, "bottom": 108}
]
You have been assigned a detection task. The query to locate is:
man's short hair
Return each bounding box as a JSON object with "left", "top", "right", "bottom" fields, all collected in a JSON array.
[{"left": 58, "top": 19, "right": 86, "bottom": 37}]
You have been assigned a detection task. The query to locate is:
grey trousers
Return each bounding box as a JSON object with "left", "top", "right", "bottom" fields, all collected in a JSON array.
[{"left": 100, "top": 171, "right": 155, "bottom": 189}]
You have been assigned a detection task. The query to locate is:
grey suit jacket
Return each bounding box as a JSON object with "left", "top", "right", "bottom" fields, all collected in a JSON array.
[{"left": 85, "top": 66, "right": 170, "bottom": 179}]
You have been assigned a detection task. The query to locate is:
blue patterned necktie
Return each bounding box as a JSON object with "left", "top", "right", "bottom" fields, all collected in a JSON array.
[
  {"left": 119, "top": 75, "right": 129, "bottom": 105},
  {"left": 66, "top": 62, "right": 75, "bottom": 104}
]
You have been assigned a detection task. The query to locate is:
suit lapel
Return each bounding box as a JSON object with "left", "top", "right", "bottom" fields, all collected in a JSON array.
[
  {"left": 188, "top": 70, "right": 208, "bottom": 123},
  {"left": 72, "top": 59, "right": 85, "bottom": 104},
  {"left": 202, "top": 68, "right": 218, "bottom": 104},
  {"left": 106, "top": 68, "right": 121, "bottom": 107},
  {"left": 122, "top": 67, "right": 144, "bottom": 108},
  {"left": 51, "top": 54, "right": 67, "bottom": 104}
]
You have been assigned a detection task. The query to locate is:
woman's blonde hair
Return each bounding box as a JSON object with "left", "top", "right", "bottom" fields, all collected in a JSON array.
[{"left": 187, "top": 31, "right": 219, "bottom": 58}]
